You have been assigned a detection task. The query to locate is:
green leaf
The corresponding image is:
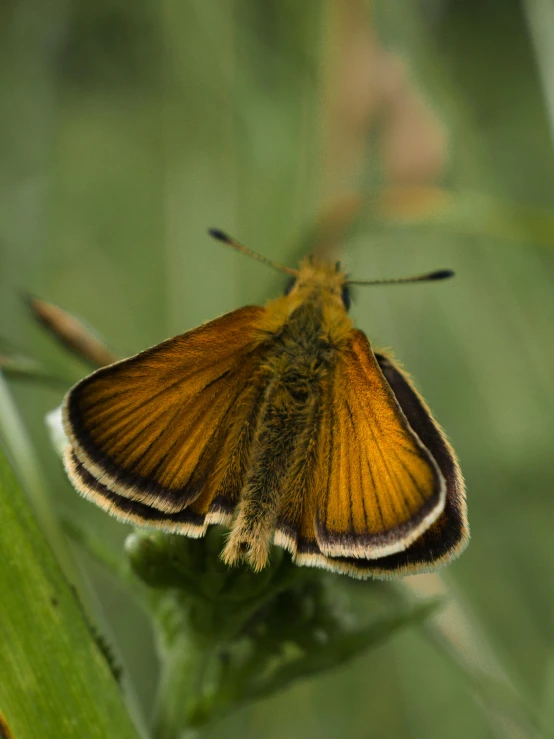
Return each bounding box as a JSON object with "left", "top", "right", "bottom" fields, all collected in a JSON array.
[
  {"left": 0, "top": 443, "right": 141, "bottom": 739},
  {"left": 247, "top": 598, "right": 441, "bottom": 703}
]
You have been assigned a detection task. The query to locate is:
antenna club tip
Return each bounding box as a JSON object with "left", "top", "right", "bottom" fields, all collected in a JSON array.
[
  {"left": 429, "top": 269, "right": 455, "bottom": 281},
  {"left": 208, "top": 228, "right": 232, "bottom": 243}
]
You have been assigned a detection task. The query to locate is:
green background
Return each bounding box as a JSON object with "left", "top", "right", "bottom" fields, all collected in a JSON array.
[{"left": 1, "top": 1, "right": 553, "bottom": 737}]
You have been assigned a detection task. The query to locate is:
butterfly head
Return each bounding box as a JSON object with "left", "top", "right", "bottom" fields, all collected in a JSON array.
[{"left": 284, "top": 256, "right": 351, "bottom": 311}]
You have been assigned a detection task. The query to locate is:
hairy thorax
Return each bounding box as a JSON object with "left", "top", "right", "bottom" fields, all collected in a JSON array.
[{"left": 261, "top": 279, "right": 353, "bottom": 385}]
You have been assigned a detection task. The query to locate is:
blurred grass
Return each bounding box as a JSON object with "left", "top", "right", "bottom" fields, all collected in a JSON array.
[{"left": 1, "top": 0, "right": 554, "bottom": 737}]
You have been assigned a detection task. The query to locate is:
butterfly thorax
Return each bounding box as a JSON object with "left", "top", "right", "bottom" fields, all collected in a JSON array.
[{"left": 261, "top": 257, "right": 353, "bottom": 357}]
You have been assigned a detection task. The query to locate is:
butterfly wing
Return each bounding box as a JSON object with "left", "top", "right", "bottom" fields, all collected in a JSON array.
[
  {"left": 63, "top": 306, "right": 270, "bottom": 532},
  {"left": 274, "top": 340, "right": 467, "bottom": 578},
  {"left": 311, "top": 353, "right": 468, "bottom": 578},
  {"left": 354, "top": 352, "right": 468, "bottom": 575},
  {"left": 314, "top": 329, "right": 446, "bottom": 559}
]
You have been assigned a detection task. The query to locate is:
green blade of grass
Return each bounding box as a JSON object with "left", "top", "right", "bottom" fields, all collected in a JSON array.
[{"left": 0, "top": 442, "right": 141, "bottom": 739}]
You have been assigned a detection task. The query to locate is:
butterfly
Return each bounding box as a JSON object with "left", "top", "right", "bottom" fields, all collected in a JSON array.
[{"left": 62, "top": 229, "right": 468, "bottom": 579}]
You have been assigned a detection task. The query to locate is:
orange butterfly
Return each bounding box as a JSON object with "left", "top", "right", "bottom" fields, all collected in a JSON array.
[{"left": 63, "top": 230, "right": 468, "bottom": 579}]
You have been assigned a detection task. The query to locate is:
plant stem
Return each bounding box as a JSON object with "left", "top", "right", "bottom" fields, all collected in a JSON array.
[{"left": 152, "top": 599, "right": 216, "bottom": 739}]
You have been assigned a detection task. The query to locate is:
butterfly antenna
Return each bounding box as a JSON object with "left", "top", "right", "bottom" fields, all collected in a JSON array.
[
  {"left": 208, "top": 229, "right": 298, "bottom": 277},
  {"left": 347, "top": 269, "right": 454, "bottom": 286}
]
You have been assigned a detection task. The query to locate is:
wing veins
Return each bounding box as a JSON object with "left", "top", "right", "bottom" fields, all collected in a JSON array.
[
  {"left": 81, "top": 366, "right": 235, "bottom": 464},
  {"left": 348, "top": 345, "right": 426, "bottom": 516},
  {"left": 345, "top": 399, "right": 371, "bottom": 532},
  {"left": 84, "top": 403, "right": 166, "bottom": 449},
  {"left": 123, "top": 390, "right": 194, "bottom": 482},
  {"left": 349, "top": 386, "right": 411, "bottom": 519},
  {"left": 159, "top": 369, "right": 255, "bottom": 492},
  {"left": 81, "top": 361, "right": 234, "bottom": 416},
  {"left": 96, "top": 403, "right": 177, "bottom": 462},
  {"left": 333, "top": 398, "right": 353, "bottom": 533},
  {"left": 394, "top": 454, "right": 427, "bottom": 506},
  {"left": 324, "top": 393, "right": 335, "bottom": 525}
]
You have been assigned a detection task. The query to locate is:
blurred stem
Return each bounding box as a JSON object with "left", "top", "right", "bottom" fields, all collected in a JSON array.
[
  {"left": 404, "top": 575, "right": 538, "bottom": 738},
  {"left": 362, "top": 186, "right": 554, "bottom": 251},
  {"left": 524, "top": 0, "right": 554, "bottom": 145},
  {"left": 153, "top": 636, "right": 208, "bottom": 739},
  {"left": 152, "top": 599, "right": 215, "bottom": 739}
]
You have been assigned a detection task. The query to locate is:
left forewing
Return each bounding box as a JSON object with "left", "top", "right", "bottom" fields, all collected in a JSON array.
[{"left": 63, "top": 306, "right": 270, "bottom": 533}]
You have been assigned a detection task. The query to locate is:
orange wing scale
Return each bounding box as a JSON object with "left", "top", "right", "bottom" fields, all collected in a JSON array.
[
  {"left": 63, "top": 306, "right": 269, "bottom": 529},
  {"left": 314, "top": 330, "right": 445, "bottom": 559}
]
